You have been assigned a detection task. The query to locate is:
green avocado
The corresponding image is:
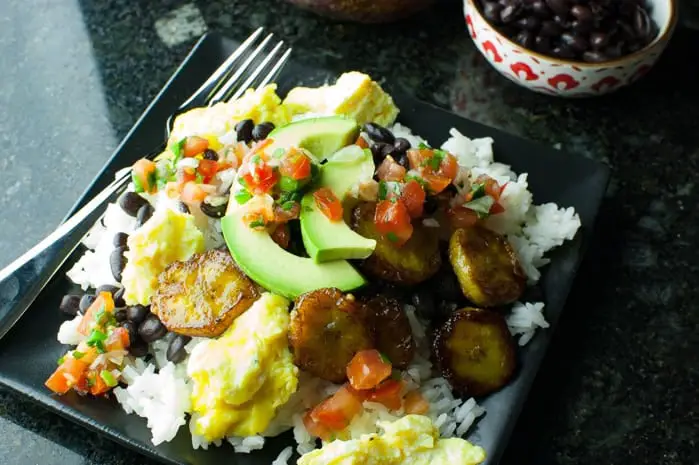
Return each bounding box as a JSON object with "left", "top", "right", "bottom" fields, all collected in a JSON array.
[
  {"left": 300, "top": 145, "right": 377, "bottom": 262},
  {"left": 221, "top": 210, "right": 366, "bottom": 300},
  {"left": 266, "top": 116, "right": 360, "bottom": 161}
]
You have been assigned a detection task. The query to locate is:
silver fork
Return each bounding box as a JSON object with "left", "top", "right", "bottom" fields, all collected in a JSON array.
[{"left": 0, "top": 29, "right": 292, "bottom": 341}]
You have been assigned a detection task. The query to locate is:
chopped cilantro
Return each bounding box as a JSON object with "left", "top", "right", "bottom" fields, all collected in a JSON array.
[
  {"left": 57, "top": 356, "right": 65, "bottom": 366},
  {"left": 281, "top": 200, "right": 296, "bottom": 211},
  {"left": 86, "top": 329, "right": 107, "bottom": 354},
  {"left": 100, "top": 370, "right": 117, "bottom": 388},
  {"left": 234, "top": 190, "right": 252, "bottom": 204},
  {"left": 170, "top": 137, "right": 186, "bottom": 160},
  {"left": 405, "top": 173, "right": 427, "bottom": 189},
  {"left": 248, "top": 218, "right": 266, "bottom": 229},
  {"left": 469, "top": 182, "right": 486, "bottom": 200},
  {"left": 379, "top": 352, "right": 391, "bottom": 364},
  {"left": 418, "top": 142, "right": 431, "bottom": 150},
  {"left": 378, "top": 181, "right": 388, "bottom": 201},
  {"left": 386, "top": 232, "right": 399, "bottom": 243},
  {"left": 73, "top": 351, "right": 85, "bottom": 360},
  {"left": 423, "top": 150, "right": 445, "bottom": 171},
  {"left": 463, "top": 195, "right": 495, "bottom": 219}
]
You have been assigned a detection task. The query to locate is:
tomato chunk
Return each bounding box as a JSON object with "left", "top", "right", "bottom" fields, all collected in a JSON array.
[
  {"left": 78, "top": 292, "right": 114, "bottom": 335},
  {"left": 376, "top": 157, "right": 406, "bottom": 182},
  {"left": 437, "top": 151, "right": 459, "bottom": 181},
  {"left": 181, "top": 181, "right": 208, "bottom": 203},
  {"left": 279, "top": 148, "right": 312, "bottom": 181},
  {"left": 310, "top": 385, "right": 363, "bottom": 431},
  {"left": 490, "top": 201, "right": 505, "bottom": 215},
  {"left": 403, "top": 390, "right": 430, "bottom": 415},
  {"left": 374, "top": 200, "right": 414, "bottom": 247},
  {"left": 240, "top": 156, "right": 278, "bottom": 195},
  {"left": 183, "top": 136, "right": 209, "bottom": 157},
  {"left": 197, "top": 159, "right": 218, "bottom": 182},
  {"left": 45, "top": 358, "right": 89, "bottom": 395},
  {"left": 132, "top": 158, "right": 157, "bottom": 193},
  {"left": 347, "top": 349, "right": 393, "bottom": 390},
  {"left": 420, "top": 170, "right": 452, "bottom": 194},
  {"left": 355, "top": 136, "right": 369, "bottom": 149},
  {"left": 366, "top": 379, "right": 404, "bottom": 410},
  {"left": 303, "top": 410, "right": 333, "bottom": 441},
  {"left": 313, "top": 187, "right": 343, "bottom": 221},
  {"left": 400, "top": 180, "right": 426, "bottom": 218}
]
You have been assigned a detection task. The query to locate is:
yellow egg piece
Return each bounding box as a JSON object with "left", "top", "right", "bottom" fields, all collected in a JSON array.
[
  {"left": 297, "top": 415, "right": 486, "bottom": 465},
  {"left": 187, "top": 293, "right": 298, "bottom": 442},
  {"left": 122, "top": 208, "right": 205, "bottom": 306}
]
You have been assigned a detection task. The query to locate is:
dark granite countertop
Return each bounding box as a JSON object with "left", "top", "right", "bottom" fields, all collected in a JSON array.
[{"left": 0, "top": 0, "right": 697, "bottom": 464}]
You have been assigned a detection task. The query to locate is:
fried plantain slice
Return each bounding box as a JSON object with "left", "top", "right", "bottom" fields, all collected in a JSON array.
[
  {"left": 432, "top": 307, "right": 516, "bottom": 396},
  {"left": 352, "top": 202, "right": 441, "bottom": 285},
  {"left": 361, "top": 295, "right": 415, "bottom": 369},
  {"left": 289, "top": 288, "right": 373, "bottom": 383},
  {"left": 448, "top": 226, "right": 526, "bottom": 307},
  {"left": 151, "top": 248, "right": 260, "bottom": 337}
]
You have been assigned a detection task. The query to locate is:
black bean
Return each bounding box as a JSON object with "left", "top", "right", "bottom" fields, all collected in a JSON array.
[
  {"left": 200, "top": 198, "right": 228, "bottom": 218},
  {"left": 363, "top": 123, "right": 395, "bottom": 145},
  {"left": 113, "top": 232, "right": 129, "bottom": 249},
  {"left": 381, "top": 143, "right": 396, "bottom": 158},
  {"left": 552, "top": 45, "right": 577, "bottom": 58},
  {"left": 561, "top": 32, "right": 589, "bottom": 52},
  {"left": 203, "top": 149, "right": 219, "bottom": 161},
  {"left": 437, "top": 301, "right": 459, "bottom": 319},
  {"left": 539, "top": 20, "right": 562, "bottom": 36},
  {"left": 59, "top": 295, "right": 81, "bottom": 316},
  {"left": 633, "top": 5, "right": 652, "bottom": 39},
  {"left": 397, "top": 155, "right": 410, "bottom": 170},
  {"left": 79, "top": 294, "right": 95, "bottom": 313},
  {"left": 500, "top": 3, "right": 522, "bottom": 23},
  {"left": 113, "top": 287, "right": 126, "bottom": 307},
  {"left": 411, "top": 290, "right": 437, "bottom": 321},
  {"left": 393, "top": 138, "right": 411, "bottom": 155},
  {"left": 96, "top": 284, "right": 119, "bottom": 297},
  {"left": 235, "top": 119, "right": 254, "bottom": 144},
  {"left": 534, "top": 34, "right": 552, "bottom": 53},
  {"left": 121, "top": 321, "right": 138, "bottom": 347},
  {"left": 530, "top": 0, "right": 552, "bottom": 18},
  {"left": 590, "top": 32, "right": 610, "bottom": 49},
  {"left": 135, "top": 204, "right": 154, "bottom": 229},
  {"left": 166, "top": 335, "right": 192, "bottom": 364},
  {"left": 252, "top": 122, "right": 275, "bottom": 141},
  {"left": 483, "top": 1, "right": 504, "bottom": 23},
  {"left": 110, "top": 246, "right": 127, "bottom": 283},
  {"left": 114, "top": 308, "right": 128, "bottom": 323},
  {"left": 138, "top": 314, "right": 167, "bottom": 343},
  {"left": 546, "top": 0, "right": 570, "bottom": 17},
  {"left": 516, "top": 30, "right": 536, "bottom": 49},
  {"left": 126, "top": 305, "right": 150, "bottom": 324},
  {"left": 370, "top": 142, "right": 390, "bottom": 163},
  {"left": 434, "top": 271, "right": 463, "bottom": 303},
  {"left": 175, "top": 201, "right": 190, "bottom": 214},
  {"left": 516, "top": 16, "right": 541, "bottom": 31},
  {"left": 128, "top": 339, "right": 149, "bottom": 357},
  {"left": 571, "top": 4, "right": 593, "bottom": 22},
  {"left": 118, "top": 192, "right": 148, "bottom": 217},
  {"left": 571, "top": 19, "right": 593, "bottom": 33}
]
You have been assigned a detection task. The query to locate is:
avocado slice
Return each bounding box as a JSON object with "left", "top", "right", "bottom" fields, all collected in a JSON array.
[
  {"left": 301, "top": 145, "right": 377, "bottom": 262},
  {"left": 221, "top": 210, "right": 366, "bottom": 300},
  {"left": 266, "top": 116, "right": 360, "bottom": 161}
]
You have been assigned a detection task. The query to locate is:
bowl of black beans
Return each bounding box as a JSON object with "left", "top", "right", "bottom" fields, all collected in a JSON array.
[{"left": 464, "top": 0, "right": 678, "bottom": 96}]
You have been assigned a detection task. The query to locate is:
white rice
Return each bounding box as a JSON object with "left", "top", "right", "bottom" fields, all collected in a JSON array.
[{"left": 63, "top": 122, "right": 580, "bottom": 458}]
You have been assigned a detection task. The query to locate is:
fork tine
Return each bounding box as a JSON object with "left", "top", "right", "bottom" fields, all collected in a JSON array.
[
  {"left": 227, "top": 41, "right": 286, "bottom": 102},
  {"left": 208, "top": 33, "right": 275, "bottom": 106},
  {"left": 179, "top": 27, "right": 263, "bottom": 110},
  {"left": 257, "top": 47, "right": 292, "bottom": 89}
]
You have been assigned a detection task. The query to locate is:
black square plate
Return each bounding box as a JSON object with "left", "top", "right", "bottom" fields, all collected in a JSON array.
[{"left": 0, "top": 33, "right": 609, "bottom": 465}]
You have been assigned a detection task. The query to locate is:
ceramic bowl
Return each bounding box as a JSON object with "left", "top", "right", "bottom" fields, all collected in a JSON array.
[{"left": 462, "top": 0, "right": 678, "bottom": 97}]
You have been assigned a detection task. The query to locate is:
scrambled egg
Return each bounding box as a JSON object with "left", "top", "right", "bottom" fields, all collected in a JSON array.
[
  {"left": 283, "top": 72, "right": 399, "bottom": 127},
  {"left": 187, "top": 293, "right": 298, "bottom": 441},
  {"left": 122, "top": 208, "right": 204, "bottom": 306},
  {"left": 168, "top": 84, "right": 292, "bottom": 149},
  {"left": 298, "top": 415, "right": 486, "bottom": 465}
]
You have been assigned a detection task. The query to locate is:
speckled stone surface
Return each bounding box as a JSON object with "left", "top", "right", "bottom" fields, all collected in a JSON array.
[{"left": 0, "top": 0, "right": 697, "bottom": 464}]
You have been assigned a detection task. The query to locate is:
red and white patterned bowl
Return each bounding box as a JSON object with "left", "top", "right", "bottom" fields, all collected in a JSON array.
[{"left": 463, "top": 0, "right": 678, "bottom": 97}]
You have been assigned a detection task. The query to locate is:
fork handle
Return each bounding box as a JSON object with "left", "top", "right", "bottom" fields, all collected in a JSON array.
[{"left": 0, "top": 171, "right": 130, "bottom": 341}]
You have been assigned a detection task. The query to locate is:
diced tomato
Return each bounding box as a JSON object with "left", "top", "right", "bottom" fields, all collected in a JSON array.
[
  {"left": 132, "top": 158, "right": 157, "bottom": 194},
  {"left": 279, "top": 149, "right": 312, "bottom": 181},
  {"left": 106, "top": 327, "right": 131, "bottom": 351},
  {"left": 270, "top": 224, "right": 290, "bottom": 249},
  {"left": 45, "top": 358, "right": 89, "bottom": 395},
  {"left": 376, "top": 156, "right": 407, "bottom": 182},
  {"left": 490, "top": 201, "right": 505, "bottom": 215},
  {"left": 240, "top": 157, "right": 278, "bottom": 195},
  {"left": 474, "top": 175, "right": 502, "bottom": 201},
  {"left": 197, "top": 159, "right": 219, "bottom": 182},
  {"left": 310, "top": 385, "right": 363, "bottom": 431},
  {"left": 347, "top": 349, "right": 393, "bottom": 390},
  {"left": 355, "top": 136, "right": 369, "bottom": 149},
  {"left": 303, "top": 410, "right": 333, "bottom": 441},
  {"left": 401, "top": 180, "right": 426, "bottom": 219},
  {"left": 420, "top": 170, "right": 452, "bottom": 194},
  {"left": 448, "top": 206, "right": 480, "bottom": 229},
  {"left": 89, "top": 371, "right": 111, "bottom": 396},
  {"left": 366, "top": 380, "right": 404, "bottom": 410},
  {"left": 437, "top": 152, "right": 459, "bottom": 181},
  {"left": 181, "top": 181, "right": 208, "bottom": 203},
  {"left": 78, "top": 292, "right": 114, "bottom": 335},
  {"left": 313, "top": 187, "right": 343, "bottom": 221},
  {"left": 406, "top": 148, "right": 432, "bottom": 170},
  {"left": 403, "top": 390, "right": 430, "bottom": 415},
  {"left": 183, "top": 136, "right": 209, "bottom": 157},
  {"left": 176, "top": 168, "right": 197, "bottom": 191},
  {"left": 374, "top": 200, "right": 414, "bottom": 247}
]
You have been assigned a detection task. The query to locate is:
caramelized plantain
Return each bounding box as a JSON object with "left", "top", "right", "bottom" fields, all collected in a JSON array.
[
  {"left": 361, "top": 295, "right": 415, "bottom": 369},
  {"left": 448, "top": 226, "right": 526, "bottom": 307},
  {"left": 433, "top": 307, "right": 516, "bottom": 396},
  {"left": 352, "top": 202, "right": 441, "bottom": 285},
  {"left": 151, "top": 248, "right": 260, "bottom": 337},
  {"left": 289, "top": 288, "right": 373, "bottom": 383}
]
